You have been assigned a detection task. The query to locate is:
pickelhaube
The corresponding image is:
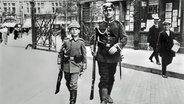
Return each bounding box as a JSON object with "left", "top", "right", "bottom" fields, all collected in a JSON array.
[
  {"left": 68, "top": 21, "right": 80, "bottom": 29},
  {"left": 102, "top": 2, "right": 115, "bottom": 10}
]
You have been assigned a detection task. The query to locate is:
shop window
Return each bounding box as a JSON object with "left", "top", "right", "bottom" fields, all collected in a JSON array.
[
  {"left": 165, "top": 1, "right": 180, "bottom": 32},
  {"left": 125, "top": 1, "right": 134, "bottom": 31}
]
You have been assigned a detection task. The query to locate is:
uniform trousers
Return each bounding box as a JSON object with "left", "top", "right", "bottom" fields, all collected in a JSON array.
[
  {"left": 97, "top": 61, "right": 117, "bottom": 95},
  {"left": 64, "top": 72, "right": 79, "bottom": 91}
]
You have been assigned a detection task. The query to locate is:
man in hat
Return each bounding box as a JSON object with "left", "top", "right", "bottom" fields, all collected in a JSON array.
[
  {"left": 157, "top": 21, "right": 175, "bottom": 78},
  {"left": 147, "top": 16, "right": 161, "bottom": 65},
  {"left": 58, "top": 21, "right": 87, "bottom": 104},
  {"left": 90, "top": 2, "right": 127, "bottom": 104}
]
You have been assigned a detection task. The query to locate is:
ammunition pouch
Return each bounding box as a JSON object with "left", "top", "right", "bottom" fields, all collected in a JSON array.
[
  {"left": 74, "top": 55, "right": 83, "bottom": 63},
  {"left": 63, "top": 55, "right": 83, "bottom": 63}
]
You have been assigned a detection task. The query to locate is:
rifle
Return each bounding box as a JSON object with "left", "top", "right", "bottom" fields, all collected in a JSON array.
[
  {"left": 90, "top": 35, "right": 97, "bottom": 100},
  {"left": 55, "top": 50, "right": 64, "bottom": 94}
]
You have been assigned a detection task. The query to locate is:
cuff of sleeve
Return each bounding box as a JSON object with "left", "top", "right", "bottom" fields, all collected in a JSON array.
[{"left": 114, "top": 44, "right": 121, "bottom": 52}]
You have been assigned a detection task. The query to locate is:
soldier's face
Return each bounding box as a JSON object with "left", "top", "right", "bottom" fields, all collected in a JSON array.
[
  {"left": 103, "top": 8, "right": 114, "bottom": 19},
  {"left": 70, "top": 27, "right": 80, "bottom": 37}
]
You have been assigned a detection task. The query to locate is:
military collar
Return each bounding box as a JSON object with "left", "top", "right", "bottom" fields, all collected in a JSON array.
[
  {"left": 70, "top": 36, "right": 79, "bottom": 41},
  {"left": 104, "top": 19, "right": 114, "bottom": 23}
]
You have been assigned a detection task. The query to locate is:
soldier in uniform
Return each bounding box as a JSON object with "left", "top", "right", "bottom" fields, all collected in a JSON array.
[
  {"left": 59, "top": 21, "right": 87, "bottom": 104},
  {"left": 90, "top": 2, "right": 127, "bottom": 104}
]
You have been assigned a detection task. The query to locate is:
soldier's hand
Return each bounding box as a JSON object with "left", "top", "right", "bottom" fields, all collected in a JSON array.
[
  {"left": 109, "top": 46, "right": 117, "bottom": 55},
  {"left": 82, "top": 63, "right": 87, "bottom": 70},
  {"left": 58, "top": 65, "right": 61, "bottom": 70}
]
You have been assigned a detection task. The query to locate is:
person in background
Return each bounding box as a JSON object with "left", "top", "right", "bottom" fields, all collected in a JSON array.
[
  {"left": 58, "top": 21, "right": 87, "bottom": 104},
  {"left": 147, "top": 17, "right": 161, "bottom": 65},
  {"left": 0, "top": 26, "right": 8, "bottom": 45},
  {"left": 14, "top": 27, "right": 19, "bottom": 40},
  {"left": 157, "top": 21, "right": 175, "bottom": 78},
  {"left": 90, "top": 2, "right": 127, "bottom": 104},
  {"left": 60, "top": 24, "right": 66, "bottom": 41}
]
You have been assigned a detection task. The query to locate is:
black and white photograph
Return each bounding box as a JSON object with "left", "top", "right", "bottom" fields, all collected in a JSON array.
[{"left": 0, "top": 0, "right": 184, "bottom": 104}]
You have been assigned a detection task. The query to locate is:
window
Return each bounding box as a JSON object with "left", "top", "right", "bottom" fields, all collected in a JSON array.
[
  {"left": 38, "top": 7, "right": 40, "bottom": 13},
  {"left": 52, "top": 3, "right": 54, "bottom": 6},
  {"left": 41, "top": 3, "right": 44, "bottom": 7},
  {"left": 4, "top": 7, "right": 7, "bottom": 12},
  {"left": 12, "top": 7, "right": 16, "bottom": 12},
  {"left": 52, "top": 7, "right": 55, "bottom": 13},
  {"left": 12, "top": 3, "right": 15, "bottom": 6},
  {"left": 56, "top": 3, "right": 58, "bottom": 6},
  {"left": 125, "top": 1, "right": 134, "bottom": 31},
  {"left": 37, "top": 3, "right": 40, "bottom": 6},
  {"left": 3, "top": 3, "right": 7, "bottom": 6},
  {"left": 27, "top": 7, "right": 29, "bottom": 13}
]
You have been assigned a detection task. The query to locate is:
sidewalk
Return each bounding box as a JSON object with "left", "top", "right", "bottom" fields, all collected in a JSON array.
[{"left": 86, "top": 47, "right": 184, "bottom": 79}]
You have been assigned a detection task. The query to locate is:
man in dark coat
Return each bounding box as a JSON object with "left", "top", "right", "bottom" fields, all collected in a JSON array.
[
  {"left": 90, "top": 2, "right": 127, "bottom": 104},
  {"left": 147, "top": 17, "right": 162, "bottom": 65},
  {"left": 157, "top": 21, "right": 175, "bottom": 78}
]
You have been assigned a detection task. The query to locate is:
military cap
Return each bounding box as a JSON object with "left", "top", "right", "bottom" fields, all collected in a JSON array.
[
  {"left": 162, "top": 21, "right": 171, "bottom": 25},
  {"left": 68, "top": 21, "right": 80, "bottom": 29},
  {"left": 102, "top": 2, "right": 115, "bottom": 10}
]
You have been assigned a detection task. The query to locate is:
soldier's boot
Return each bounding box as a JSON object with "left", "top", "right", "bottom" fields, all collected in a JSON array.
[
  {"left": 107, "top": 95, "right": 113, "bottom": 103},
  {"left": 69, "top": 90, "right": 77, "bottom": 104},
  {"left": 107, "top": 86, "right": 113, "bottom": 103},
  {"left": 99, "top": 88, "right": 108, "bottom": 104}
]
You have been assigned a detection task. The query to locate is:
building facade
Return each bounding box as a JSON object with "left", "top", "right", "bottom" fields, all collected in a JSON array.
[
  {"left": 79, "top": 0, "right": 184, "bottom": 53},
  {"left": 0, "top": 0, "right": 78, "bottom": 26}
]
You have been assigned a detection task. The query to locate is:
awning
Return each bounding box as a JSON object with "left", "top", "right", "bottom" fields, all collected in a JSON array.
[{"left": 2, "top": 22, "right": 16, "bottom": 27}]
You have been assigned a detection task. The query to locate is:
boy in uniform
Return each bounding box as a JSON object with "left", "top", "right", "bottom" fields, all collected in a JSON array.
[{"left": 58, "top": 21, "right": 87, "bottom": 104}]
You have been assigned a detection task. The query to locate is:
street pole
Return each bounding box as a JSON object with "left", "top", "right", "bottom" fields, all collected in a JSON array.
[{"left": 30, "top": 0, "right": 36, "bottom": 49}]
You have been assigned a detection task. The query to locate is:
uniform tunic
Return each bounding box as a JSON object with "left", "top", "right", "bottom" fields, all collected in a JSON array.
[
  {"left": 90, "top": 20, "right": 127, "bottom": 90},
  {"left": 94, "top": 20, "right": 127, "bottom": 63},
  {"left": 62, "top": 37, "right": 87, "bottom": 73},
  {"left": 60, "top": 37, "right": 86, "bottom": 90}
]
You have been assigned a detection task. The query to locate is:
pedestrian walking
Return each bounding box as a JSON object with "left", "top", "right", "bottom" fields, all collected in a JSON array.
[
  {"left": 147, "top": 17, "right": 161, "bottom": 65},
  {"left": 90, "top": 2, "right": 127, "bottom": 104},
  {"left": 57, "top": 21, "right": 87, "bottom": 104},
  {"left": 0, "top": 26, "right": 8, "bottom": 45},
  {"left": 14, "top": 27, "right": 19, "bottom": 40},
  {"left": 157, "top": 21, "right": 176, "bottom": 78}
]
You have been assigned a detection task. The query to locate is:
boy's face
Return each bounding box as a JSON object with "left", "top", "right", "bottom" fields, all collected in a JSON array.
[
  {"left": 103, "top": 8, "right": 115, "bottom": 19},
  {"left": 163, "top": 24, "right": 170, "bottom": 31},
  {"left": 70, "top": 27, "right": 80, "bottom": 37}
]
